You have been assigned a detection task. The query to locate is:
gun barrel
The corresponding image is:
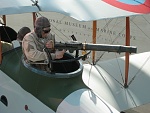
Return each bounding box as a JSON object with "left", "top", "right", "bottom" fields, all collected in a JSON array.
[
  {"left": 83, "top": 43, "right": 137, "bottom": 53},
  {"left": 55, "top": 42, "right": 137, "bottom": 53}
]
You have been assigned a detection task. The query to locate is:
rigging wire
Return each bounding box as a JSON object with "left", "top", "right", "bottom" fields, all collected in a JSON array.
[
  {"left": 128, "top": 54, "right": 150, "bottom": 86},
  {"left": 126, "top": 88, "right": 138, "bottom": 107},
  {"left": 95, "top": 17, "right": 135, "bottom": 84},
  {"left": 96, "top": 63, "right": 124, "bottom": 87},
  {"left": 94, "top": 14, "right": 150, "bottom": 85},
  {"left": 127, "top": 15, "right": 150, "bottom": 85},
  {"left": 94, "top": 18, "right": 125, "bottom": 84},
  {"left": 96, "top": 0, "right": 150, "bottom": 62},
  {"left": 143, "top": 15, "right": 150, "bottom": 25},
  {"left": 95, "top": 64, "right": 124, "bottom": 87},
  {"left": 95, "top": 16, "right": 137, "bottom": 64},
  {"left": 95, "top": 18, "right": 118, "bottom": 62},
  {"left": 131, "top": 16, "right": 150, "bottom": 40}
]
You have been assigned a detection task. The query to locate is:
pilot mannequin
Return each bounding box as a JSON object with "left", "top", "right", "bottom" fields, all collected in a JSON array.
[
  {"left": 12, "top": 27, "right": 31, "bottom": 48},
  {"left": 22, "top": 16, "right": 65, "bottom": 70},
  {"left": 1, "top": 26, "right": 31, "bottom": 53}
]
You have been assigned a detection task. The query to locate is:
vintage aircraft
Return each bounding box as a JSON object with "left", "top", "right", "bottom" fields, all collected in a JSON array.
[{"left": 0, "top": 0, "right": 150, "bottom": 113}]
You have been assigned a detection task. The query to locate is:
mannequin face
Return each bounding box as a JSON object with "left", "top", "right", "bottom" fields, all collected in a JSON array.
[{"left": 41, "top": 27, "right": 51, "bottom": 38}]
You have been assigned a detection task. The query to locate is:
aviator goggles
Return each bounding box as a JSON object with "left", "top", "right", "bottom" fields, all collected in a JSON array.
[{"left": 43, "top": 29, "right": 51, "bottom": 33}]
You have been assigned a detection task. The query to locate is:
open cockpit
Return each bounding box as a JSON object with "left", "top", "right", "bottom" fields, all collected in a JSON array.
[{"left": 0, "top": 25, "right": 83, "bottom": 79}]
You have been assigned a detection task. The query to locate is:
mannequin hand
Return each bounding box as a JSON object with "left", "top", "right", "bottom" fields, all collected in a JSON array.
[
  {"left": 55, "top": 50, "right": 65, "bottom": 59},
  {"left": 46, "top": 40, "right": 54, "bottom": 48}
]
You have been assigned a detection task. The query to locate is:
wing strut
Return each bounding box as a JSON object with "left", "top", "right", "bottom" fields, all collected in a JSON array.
[
  {"left": 92, "top": 20, "right": 97, "bottom": 64},
  {"left": 32, "top": 12, "right": 36, "bottom": 27},
  {"left": 2, "top": 15, "right": 6, "bottom": 25},
  {"left": 124, "top": 17, "right": 130, "bottom": 88}
]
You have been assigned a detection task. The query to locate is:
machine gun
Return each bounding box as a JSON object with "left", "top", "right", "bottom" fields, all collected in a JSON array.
[
  {"left": 44, "top": 35, "right": 137, "bottom": 72},
  {"left": 45, "top": 35, "right": 137, "bottom": 65},
  {"left": 54, "top": 34, "right": 137, "bottom": 54},
  {"left": 49, "top": 40, "right": 136, "bottom": 63},
  {"left": 54, "top": 41, "right": 137, "bottom": 53}
]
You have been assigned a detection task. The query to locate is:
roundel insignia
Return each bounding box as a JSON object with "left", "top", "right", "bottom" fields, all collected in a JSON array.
[{"left": 103, "top": 0, "right": 150, "bottom": 13}]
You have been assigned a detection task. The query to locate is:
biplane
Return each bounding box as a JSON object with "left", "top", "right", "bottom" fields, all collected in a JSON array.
[{"left": 0, "top": 0, "right": 150, "bottom": 113}]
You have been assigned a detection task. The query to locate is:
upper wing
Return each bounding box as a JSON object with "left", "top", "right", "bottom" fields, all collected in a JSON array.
[
  {"left": 38, "top": 0, "right": 150, "bottom": 21},
  {"left": 0, "top": 0, "right": 150, "bottom": 21},
  {"left": 0, "top": 0, "right": 38, "bottom": 15}
]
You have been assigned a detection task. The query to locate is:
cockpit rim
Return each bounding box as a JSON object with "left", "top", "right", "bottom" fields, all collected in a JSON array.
[{"left": 22, "top": 53, "right": 83, "bottom": 78}]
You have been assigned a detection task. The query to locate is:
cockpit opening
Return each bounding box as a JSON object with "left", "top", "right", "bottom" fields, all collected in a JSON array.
[{"left": 22, "top": 52, "right": 83, "bottom": 78}]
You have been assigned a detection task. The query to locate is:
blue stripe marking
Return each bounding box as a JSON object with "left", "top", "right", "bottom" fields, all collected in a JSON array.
[{"left": 118, "top": 0, "right": 145, "bottom": 5}]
